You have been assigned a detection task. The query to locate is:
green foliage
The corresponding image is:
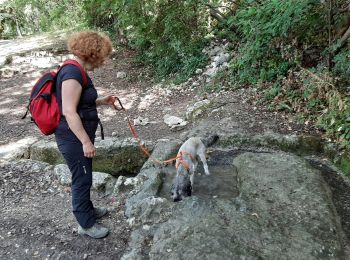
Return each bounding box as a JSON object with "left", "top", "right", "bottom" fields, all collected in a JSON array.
[
  {"left": 83, "top": 0, "right": 118, "bottom": 33},
  {"left": 0, "top": 0, "right": 85, "bottom": 38},
  {"left": 259, "top": 66, "right": 350, "bottom": 147},
  {"left": 332, "top": 49, "right": 350, "bottom": 91},
  {"left": 338, "top": 155, "right": 350, "bottom": 176},
  {"left": 263, "top": 82, "right": 281, "bottom": 102},
  {"left": 227, "top": 0, "right": 327, "bottom": 84},
  {"left": 114, "top": 0, "right": 208, "bottom": 81},
  {"left": 0, "top": 0, "right": 25, "bottom": 38},
  {"left": 81, "top": 0, "right": 210, "bottom": 80},
  {"left": 38, "top": 0, "right": 86, "bottom": 31},
  {"left": 318, "top": 94, "right": 350, "bottom": 144}
]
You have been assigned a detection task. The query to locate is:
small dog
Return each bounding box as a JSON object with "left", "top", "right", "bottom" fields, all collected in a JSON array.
[{"left": 171, "top": 137, "right": 210, "bottom": 202}]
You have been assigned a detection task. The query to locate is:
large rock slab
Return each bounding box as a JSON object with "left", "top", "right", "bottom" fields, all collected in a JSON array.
[
  {"left": 30, "top": 140, "right": 64, "bottom": 165},
  {"left": 93, "top": 138, "right": 151, "bottom": 176},
  {"left": 121, "top": 144, "right": 350, "bottom": 259},
  {"left": 0, "top": 136, "right": 39, "bottom": 161},
  {"left": 0, "top": 159, "right": 53, "bottom": 174},
  {"left": 29, "top": 137, "right": 152, "bottom": 176}
]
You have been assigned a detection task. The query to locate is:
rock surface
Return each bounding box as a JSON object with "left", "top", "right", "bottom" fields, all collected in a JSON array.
[
  {"left": 13, "top": 137, "right": 153, "bottom": 176},
  {"left": 121, "top": 141, "right": 350, "bottom": 259}
]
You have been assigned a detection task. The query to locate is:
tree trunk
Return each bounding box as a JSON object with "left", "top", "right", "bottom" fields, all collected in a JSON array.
[
  {"left": 14, "top": 18, "right": 22, "bottom": 37},
  {"left": 327, "top": 0, "right": 333, "bottom": 70}
]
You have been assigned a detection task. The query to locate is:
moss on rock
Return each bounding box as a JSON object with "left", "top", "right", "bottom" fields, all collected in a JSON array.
[{"left": 337, "top": 152, "right": 350, "bottom": 176}]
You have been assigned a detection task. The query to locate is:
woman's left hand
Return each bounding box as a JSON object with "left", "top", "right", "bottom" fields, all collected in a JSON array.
[{"left": 100, "top": 95, "right": 118, "bottom": 110}]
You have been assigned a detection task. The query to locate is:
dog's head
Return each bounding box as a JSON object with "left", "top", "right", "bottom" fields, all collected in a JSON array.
[{"left": 171, "top": 171, "right": 192, "bottom": 202}]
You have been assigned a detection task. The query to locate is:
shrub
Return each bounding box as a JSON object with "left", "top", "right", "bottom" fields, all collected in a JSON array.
[
  {"left": 332, "top": 49, "right": 350, "bottom": 91},
  {"left": 115, "top": 0, "right": 209, "bottom": 81},
  {"left": 83, "top": 0, "right": 118, "bottom": 33},
  {"left": 227, "top": 0, "right": 328, "bottom": 84},
  {"left": 0, "top": 0, "right": 86, "bottom": 38}
]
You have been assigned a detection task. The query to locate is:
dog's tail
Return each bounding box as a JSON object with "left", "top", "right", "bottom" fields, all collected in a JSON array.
[{"left": 201, "top": 134, "right": 219, "bottom": 147}]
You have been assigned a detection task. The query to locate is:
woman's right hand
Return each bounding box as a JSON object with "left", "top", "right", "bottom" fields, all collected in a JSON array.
[{"left": 83, "top": 141, "right": 96, "bottom": 158}]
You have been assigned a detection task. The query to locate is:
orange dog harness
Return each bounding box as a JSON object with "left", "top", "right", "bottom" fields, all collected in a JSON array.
[{"left": 175, "top": 151, "right": 194, "bottom": 172}]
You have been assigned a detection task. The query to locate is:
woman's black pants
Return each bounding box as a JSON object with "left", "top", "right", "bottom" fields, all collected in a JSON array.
[{"left": 55, "top": 123, "right": 96, "bottom": 229}]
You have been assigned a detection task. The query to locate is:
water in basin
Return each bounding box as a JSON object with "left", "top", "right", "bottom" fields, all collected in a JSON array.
[{"left": 158, "top": 149, "right": 240, "bottom": 200}]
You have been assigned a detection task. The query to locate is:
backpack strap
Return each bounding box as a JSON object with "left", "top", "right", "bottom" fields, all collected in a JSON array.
[{"left": 58, "top": 59, "right": 88, "bottom": 88}]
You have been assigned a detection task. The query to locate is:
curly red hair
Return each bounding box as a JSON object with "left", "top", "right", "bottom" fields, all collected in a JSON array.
[{"left": 67, "top": 31, "right": 113, "bottom": 67}]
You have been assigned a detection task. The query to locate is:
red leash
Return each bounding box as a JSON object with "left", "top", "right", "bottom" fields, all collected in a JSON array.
[{"left": 116, "top": 97, "right": 184, "bottom": 166}]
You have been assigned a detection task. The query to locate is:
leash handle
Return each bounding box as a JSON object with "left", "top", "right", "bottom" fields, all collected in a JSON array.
[{"left": 115, "top": 97, "right": 125, "bottom": 111}]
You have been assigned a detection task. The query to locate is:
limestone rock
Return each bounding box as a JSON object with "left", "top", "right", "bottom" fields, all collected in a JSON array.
[
  {"left": 2, "top": 159, "right": 52, "bottom": 174},
  {"left": 112, "top": 175, "right": 143, "bottom": 197},
  {"left": 163, "top": 115, "right": 188, "bottom": 131},
  {"left": 186, "top": 99, "right": 211, "bottom": 121},
  {"left": 92, "top": 171, "right": 117, "bottom": 195},
  {"left": 30, "top": 140, "right": 64, "bottom": 165},
  {"left": 54, "top": 164, "right": 117, "bottom": 194},
  {"left": 117, "top": 71, "right": 127, "bottom": 78},
  {"left": 54, "top": 164, "right": 71, "bottom": 186},
  {"left": 134, "top": 116, "right": 150, "bottom": 126},
  {"left": 0, "top": 136, "right": 38, "bottom": 161},
  {"left": 29, "top": 138, "right": 152, "bottom": 176}
]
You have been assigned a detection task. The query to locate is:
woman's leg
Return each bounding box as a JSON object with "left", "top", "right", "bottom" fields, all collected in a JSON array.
[{"left": 59, "top": 142, "right": 96, "bottom": 229}]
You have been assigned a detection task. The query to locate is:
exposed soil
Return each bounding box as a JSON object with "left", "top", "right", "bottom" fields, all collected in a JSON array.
[
  {"left": 0, "top": 161, "right": 130, "bottom": 259},
  {"left": 0, "top": 34, "right": 347, "bottom": 259}
]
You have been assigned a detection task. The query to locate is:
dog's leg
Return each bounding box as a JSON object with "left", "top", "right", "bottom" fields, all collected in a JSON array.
[
  {"left": 198, "top": 151, "right": 210, "bottom": 175},
  {"left": 192, "top": 160, "right": 198, "bottom": 174},
  {"left": 190, "top": 173, "right": 194, "bottom": 193}
]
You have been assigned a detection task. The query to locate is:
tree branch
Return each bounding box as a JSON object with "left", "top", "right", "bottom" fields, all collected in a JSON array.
[
  {"left": 333, "top": 23, "right": 350, "bottom": 54},
  {"left": 204, "top": 3, "right": 226, "bottom": 23}
]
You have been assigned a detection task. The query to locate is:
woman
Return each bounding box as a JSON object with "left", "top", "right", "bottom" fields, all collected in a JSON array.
[{"left": 55, "top": 31, "right": 116, "bottom": 239}]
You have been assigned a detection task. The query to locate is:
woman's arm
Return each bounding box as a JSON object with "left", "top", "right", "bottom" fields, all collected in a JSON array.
[{"left": 61, "top": 79, "right": 96, "bottom": 158}]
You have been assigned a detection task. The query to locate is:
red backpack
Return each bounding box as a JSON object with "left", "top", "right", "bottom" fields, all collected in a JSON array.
[{"left": 22, "top": 60, "right": 88, "bottom": 135}]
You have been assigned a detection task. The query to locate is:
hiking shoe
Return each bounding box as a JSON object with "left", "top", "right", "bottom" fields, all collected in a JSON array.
[
  {"left": 94, "top": 207, "right": 108, "bottom": 219},
  {"left": 78, "top": 223, "right": 109, "bottom": 239}
]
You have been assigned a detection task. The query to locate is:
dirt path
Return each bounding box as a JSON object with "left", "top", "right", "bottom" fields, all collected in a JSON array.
[
  {"left": 0, "top": 160, "right": 130, "bottom": 259},
  {"left": 0, "top": 34, "right": 325, "bottom": 259}
]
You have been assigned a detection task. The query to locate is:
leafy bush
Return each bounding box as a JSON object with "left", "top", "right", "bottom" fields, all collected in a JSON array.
[
  {"left": 83, "top": 0, "right": 118, "bottom": 33},
  {"left": 332, "top": 49, "right": 350, "bottom": 91},
  {"left": 318, "top": 90, "right": 350, "bottom": 145},
  {"left": 0, "top": 0, "right": 85, "bottom": 38},
  {"left": 259, "top": 67, "right": 350, "bottom": 145},
  {"left": 115, "top": 0, "right": 209, "bottom": 81},
  {"left": 227, "top": 0, "right": 328, "bottom": 84}
]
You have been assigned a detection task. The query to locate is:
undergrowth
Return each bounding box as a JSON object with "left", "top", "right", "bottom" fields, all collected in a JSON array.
[{"left": 262, "top": 68, "right": 349, "bottom": 147}]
